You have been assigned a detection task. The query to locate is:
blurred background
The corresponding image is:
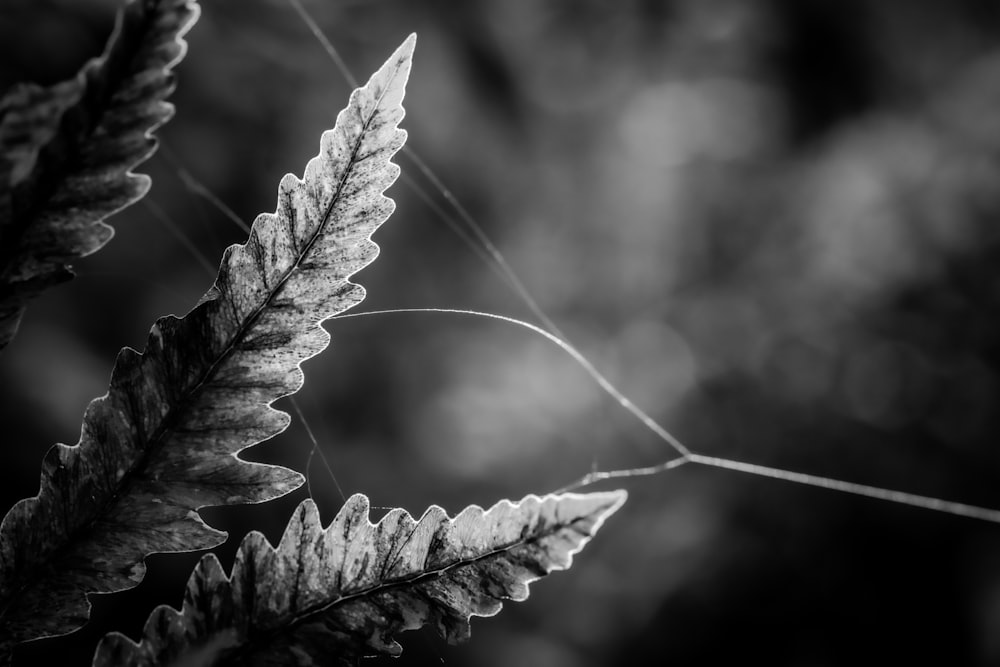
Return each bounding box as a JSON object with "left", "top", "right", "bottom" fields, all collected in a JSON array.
[{"left": 3, "top": 0, "right": 1000, "bottom": 664}]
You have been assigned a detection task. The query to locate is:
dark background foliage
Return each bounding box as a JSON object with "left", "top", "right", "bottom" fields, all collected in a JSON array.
[{"left": 2, "top": 0, "right": 1000, "bottom": 665}]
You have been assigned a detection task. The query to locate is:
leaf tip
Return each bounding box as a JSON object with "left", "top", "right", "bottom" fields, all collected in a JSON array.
[
  {"left": 386, "top": 33, "right": 417, "bottom": 84},
  {"left": 606, "top": 488, "right": 629, "bottom": 509},
  {"left": 554, "top": 488, "right": 628, "bottom": 536},
  {"left": 592, "top": 488, "right": 628, "bottom": 521},
  {"left": 399, "top": 32, "right": 418, "bottom": 57}
]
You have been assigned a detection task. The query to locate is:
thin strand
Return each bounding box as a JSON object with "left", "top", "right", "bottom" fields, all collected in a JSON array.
[
  {"left": 401, "top": 149, "right": 569, "bottom": 341},
  {"left": 290, "top": 396, "right": 347, "bottom": 504},
  {"left": 334, "top": 308, "right": 1000, "bottom": 525},
  {"left": 156, "top": 142, "right": 225, "bottom": 249},
  {"left": 688, "top": 454, "right": 1000, "bottom": 524},
  {"left": 402, "top": 149, "right": 575, "bottom": 348},
  {"left": 140, "top": 199, "right": 217, "bottom": 276},
  {"left": 158, "top": 141, "right": 251, "bottom": 234},
  {"left": 555, "top": 455, "right": 690, "bottom": 494},
  {"left": 286, "top": 0, "right": 358, "bottom": 88},
  {"left": 234, "top": 9, "right": 1000, "bottom": 526},
  {"left": 330, "top": 307, "right": 691, "bottom": 458},
  {"left": 401, "top": 172, "right": 507, "bottom": 281}
]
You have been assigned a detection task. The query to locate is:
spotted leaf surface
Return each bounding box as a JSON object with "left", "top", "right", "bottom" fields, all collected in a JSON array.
[
  {"left": 0, "top": 0, "right": 199, "bottom": 350},
  {"left": 0, "top": 33, "right": 415, "bottom": 655},
  {"left": 94, "top": 490, "right": 627, "bottom": 666}
]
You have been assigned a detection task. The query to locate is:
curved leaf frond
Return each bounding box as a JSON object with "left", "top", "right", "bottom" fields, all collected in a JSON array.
[
  {"left": 94, "top": 490, "right": 628, "bottom": 666},
  {"left": 0, "top": 0, "right": 199, "bottom": 350},
  {"left": 0, "top": 32, "right": 416, "bottom": 653}
]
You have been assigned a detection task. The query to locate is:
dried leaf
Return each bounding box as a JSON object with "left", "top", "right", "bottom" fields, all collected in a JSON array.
[
  {"left": 0, "top": 33, "right": 415, "bottom": 654},
  {"left": 94, "top": 490, "right": 627, "bottom": 666},
  {"left": 0, "top": 0, "right": 200, "bottom": 350}
]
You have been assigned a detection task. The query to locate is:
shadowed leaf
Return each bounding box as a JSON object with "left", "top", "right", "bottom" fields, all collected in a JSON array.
[
  {"left": 0, "top": 33, "right": 416, "bottom": 654},
  {"left": 0, "top": 0, "right": 199, "bottom": 350},
  {"left": 94, "top": 490, "right": 627, "bottom": 666}
]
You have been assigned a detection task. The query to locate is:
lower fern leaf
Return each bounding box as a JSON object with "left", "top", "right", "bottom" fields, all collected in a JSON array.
[{"left": 93, "top": 490, "right": 627, "bottom": 666}]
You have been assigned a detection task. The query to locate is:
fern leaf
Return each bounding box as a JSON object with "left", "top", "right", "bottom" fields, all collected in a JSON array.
[
  {"left": 0, "top": 34, "right": 416, "bottom": 653},
  {"left": 93, "top": 490, "right": 627, "bottom": 666},
  {"left": 0, "top": 0, "right": 198, "bottom": 350}
]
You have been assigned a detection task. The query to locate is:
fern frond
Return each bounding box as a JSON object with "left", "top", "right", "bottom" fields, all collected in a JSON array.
[
  {"left": 0, "top": 33, "right": 416, "bottom": 653},
  {"left": 94, "top": 490, "right": 627, "bottom": 666},
  {"left": 0, "top": 0, "right": 198, "bottom": 350}
]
